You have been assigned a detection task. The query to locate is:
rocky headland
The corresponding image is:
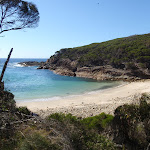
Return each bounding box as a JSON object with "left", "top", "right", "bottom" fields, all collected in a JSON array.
[
  {"left": 18, "top": 61, "right": 45, "bottom": 67},
  {"left": 37, "top": 34, "right": 150, "bottom": 81}
]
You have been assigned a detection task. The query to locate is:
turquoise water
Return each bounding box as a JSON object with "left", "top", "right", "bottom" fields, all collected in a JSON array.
[{"left": 0, "top": 58, "right": 120, "bottom": 102}]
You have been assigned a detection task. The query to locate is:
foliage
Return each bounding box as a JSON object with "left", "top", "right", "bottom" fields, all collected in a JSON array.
[
  {"left": 0, "top": 90, "right": 16, "bottom": 111},
  {"left": 17, "top": 131, "right": 62, "bottom": 150},
  {"left": 1, "top": 128, "right": 62, "bottom": 150},
  {"left": 113, "top": 93, "right": 150, "bottom": 149},
  {"left": 81, "top": 112, "right": 114, "bottom": 131},
  {"left": 48, "top": 113, "right": 115, "bottom": 150},
  {"left": 50, "top": 33, "right": 150, "bottom": 70},
  {"left": 1, "top": 91, "right": 150, "bottom": 150},
  {"left": 16, "top": 106, "right": 31, "bottom": 115},
  {"left": 0, "top": 0, "right": 39, "bottom": 34},
  {"left": 48, "top": 113, "right": 78, "bottom": 123},
  {"left": 0, "top": 91, "right": 63, "bottom": 150},
  {"left": 71, "top": 130, "right": 115, "bottom": 150}
]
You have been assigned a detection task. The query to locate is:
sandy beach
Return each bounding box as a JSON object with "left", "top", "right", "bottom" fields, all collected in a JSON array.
[{"left": 17, "top": 80, "right": 150, "bottom": 118}]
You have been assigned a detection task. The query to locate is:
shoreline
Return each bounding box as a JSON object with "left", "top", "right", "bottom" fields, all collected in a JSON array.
[
  {"left": 15, "top": 80, "right": 124, "bottom": 103},
  {"left": 16, "top": 79, "right": 150, "bottom": 118}
]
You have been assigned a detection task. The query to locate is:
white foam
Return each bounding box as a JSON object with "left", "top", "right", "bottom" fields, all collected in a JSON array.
[
  {"left": 14, "top": 63, "right": 24, "bottom": 67},
  {"left": 7, "top": 62, "right": 22, "bottom": 68}
]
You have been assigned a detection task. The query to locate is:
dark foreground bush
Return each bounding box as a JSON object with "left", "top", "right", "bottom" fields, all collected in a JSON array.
[
  {"left": 17, "top": 129, "right": 62, "bottom": 150},
  {"left": 16, "top": 106, "right": 31, "bottom": 115},
  {"left": 48, "top": 113, "right": 116, "bottom": 150},
  {"left": 0, "top": 91, "right": 16, "bottom": 112},
  {"left": 113, "top": 93, "right": 150, "bottom": 150}
]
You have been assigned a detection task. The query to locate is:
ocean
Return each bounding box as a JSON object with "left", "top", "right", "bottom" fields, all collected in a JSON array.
[{"left": 0, "top": 58, "right": 120, "bottom": 102}]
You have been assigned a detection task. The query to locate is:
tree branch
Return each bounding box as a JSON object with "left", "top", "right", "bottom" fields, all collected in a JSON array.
[
  {"left": 0, "top": 27, "right": 23, "bottom": 34},
  {"left": 0, "top": 0, "right": 39, "bottom": 34}
]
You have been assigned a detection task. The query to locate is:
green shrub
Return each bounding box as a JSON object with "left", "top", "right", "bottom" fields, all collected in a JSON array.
[
  {"left": 16, "top": 107, "right": 31, "bottom": 115},
  {"left": 48, "top": 113, "right": 78, "bottom": 123},
  {"left": 139, "top": 93, "right": 150, "bottom": 120},
  {"left": 81, "top": 113, "right": 114, "bottom": 130},
  {"left": 18, "top": 132, "right": 61, "bottom": 150},
  {"left": 71, "top": 129, "right": 116, "bottom": 150},
  {"left": 139, "top": 63, "right": 146, "bottom": 69},
  {"left": 48, "top": 113, "right": 65, "bottom": 122},
  {"left": 0, "top": 91, "right": 16, "bottom": 111},
  {"left": 48, "top": 113, "right": 115, "bottom": 150},
  {"left": 113, "top": 96, "right": 150, "bottom": 150},
  {"left": 85, "top": 135, "right": 116, "bottom": 150},
  {"left": 126, "top": 62, "right": 137, "bottom": 70}
]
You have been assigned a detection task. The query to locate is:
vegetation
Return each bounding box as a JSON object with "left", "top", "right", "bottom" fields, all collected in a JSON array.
[
  {"left": 0, "top": 91, "right": 64, "bottom": 150},
  {"left": 51, "top": 33, "right": 150, "bottom": 69},
  {"left": 0, "top": 90, "right": 16, "bottom": 111},
  {"left": 81, "top": 112, "right": 114, "bottom": 130},
  {"left": 113, "top": 93, "right": 150, "bottom": 149},
  {"left": 48, "top": 113, "right": 115, "bottom": 150},
  {"left": 1, "top": 91, "right": 150, "bottom": 150},
  {"left": 0, "top": 0, "right": 40, "bottom": 34}
]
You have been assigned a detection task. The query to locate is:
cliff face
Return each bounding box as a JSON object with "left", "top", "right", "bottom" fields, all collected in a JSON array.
[{"left": 38, "top": 33, "right": 150, "bottom": 80}]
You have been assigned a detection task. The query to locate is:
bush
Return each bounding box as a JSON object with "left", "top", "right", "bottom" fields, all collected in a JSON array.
[
  {"left": 81, "top": 113, "right": 114, "bottom": 131},
  {"left": 139, "top": 93, "right": 150, "bottom": 121},
  {"left": 48, "top": 113, "right": 78, "bottom": 123},
  {"left": 16, "top": 107, "right": 31, "bottom": 115},
  {"left": 72, "top": 131, "right": 116, "bottom": 150},
  {"left": 18, "top": 132, "right": 61, "bottom": 150},
  {"left": 0, "top": 91, "right": 16, "bottom": 112},
  {"left": 48, "top": 112, "right": 115, "bottom": 150},
  {"left": 139, "top": 63, "right": 147, "bottom": 69},
  {"left": 113, "top": 95, "right": 150, "bottom": 149}
]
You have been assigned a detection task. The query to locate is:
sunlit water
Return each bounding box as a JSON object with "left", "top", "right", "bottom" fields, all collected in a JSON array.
[{"left": 0, "top": 58, "right": 121, "bottom": 102}]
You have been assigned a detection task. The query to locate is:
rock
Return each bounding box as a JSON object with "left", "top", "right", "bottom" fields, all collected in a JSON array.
[
  {"left": 19, "top": 61, "right": 45, "bottom": 67},
  {"left": 36, "top": 55, "right": 150, "bottom": 81},
  {"left": 53, "top": 67, "right": 76, "bottom": 77}
]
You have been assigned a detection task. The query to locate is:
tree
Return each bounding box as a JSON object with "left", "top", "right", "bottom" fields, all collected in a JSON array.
[
  {"left": 0, "top": 0, "right": 39, "bottom": 34},
  {"left": 0, "top": 48, "right": 13, "bottom": 91},
  {"left": 0, "top": 0, "right": 40, "bottom": 90}
]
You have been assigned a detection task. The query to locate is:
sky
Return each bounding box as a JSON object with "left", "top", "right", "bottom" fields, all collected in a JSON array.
[{"left": 1, "top": 0, "right": 150, "bottom": 58}]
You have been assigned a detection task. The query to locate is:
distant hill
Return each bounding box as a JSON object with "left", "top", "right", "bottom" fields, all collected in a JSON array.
[{"left": 39, "top": 33, "right": 150, "bottom": 80}]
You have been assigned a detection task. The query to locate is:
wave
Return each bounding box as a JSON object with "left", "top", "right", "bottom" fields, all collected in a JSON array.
[
  {"left": 13, "top": 63, "right": 24, "bottom": 68},
  {"left": 7, "top": 62, "right": 24, "bottom": 68}
]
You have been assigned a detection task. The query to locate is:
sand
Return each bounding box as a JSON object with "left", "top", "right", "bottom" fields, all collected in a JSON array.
[{"left": 16, "top": 80, "right": 150, "bottom": 118}]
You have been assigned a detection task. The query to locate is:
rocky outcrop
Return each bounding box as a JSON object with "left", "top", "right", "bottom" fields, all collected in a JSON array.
[
  {"left": 37, "top": 33, "right": 150, "bottom": 80},
  {"left": 38, "top": 57, "right": 150, "bottom": 81},
  {"left": 19, "top": 61, "right": 45, "bottom": 67}
]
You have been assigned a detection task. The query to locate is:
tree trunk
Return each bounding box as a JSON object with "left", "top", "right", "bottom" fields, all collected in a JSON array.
[{"left": 0, "top": 48, "right": 13, "bottom": 90}]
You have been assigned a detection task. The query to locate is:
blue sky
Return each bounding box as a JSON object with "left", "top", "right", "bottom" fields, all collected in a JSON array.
[{"left": 1, "top": 0, "right": 150, "bottom": 58}]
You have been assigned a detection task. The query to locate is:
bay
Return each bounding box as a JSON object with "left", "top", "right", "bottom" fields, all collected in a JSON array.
[{"left": 0, "top": 58, "right": 120, "bottom": 102}]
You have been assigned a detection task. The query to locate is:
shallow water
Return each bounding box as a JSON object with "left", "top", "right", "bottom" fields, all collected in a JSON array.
[{"left": 0, "top": 58, "right": 120, "bottom": 102}]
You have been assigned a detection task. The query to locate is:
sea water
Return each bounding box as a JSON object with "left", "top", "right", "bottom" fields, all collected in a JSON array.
[{"left": 0, "top": 58, "right": 120, "bottom": 102}]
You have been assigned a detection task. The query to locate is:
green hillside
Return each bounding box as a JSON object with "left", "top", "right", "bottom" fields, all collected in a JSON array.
[{"left": 53, "top": 33, "right": 150, "bottom": 69}]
